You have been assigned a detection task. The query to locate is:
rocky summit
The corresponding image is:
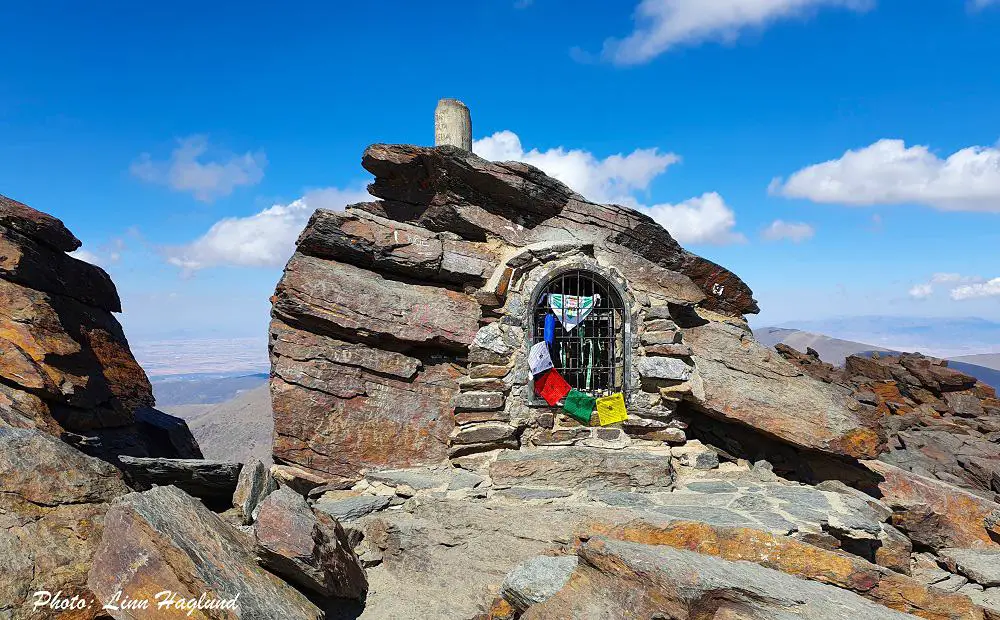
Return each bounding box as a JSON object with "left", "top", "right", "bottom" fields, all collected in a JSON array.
[{"left": 3, "top": 140, "right": 1000, "bottom": 619}]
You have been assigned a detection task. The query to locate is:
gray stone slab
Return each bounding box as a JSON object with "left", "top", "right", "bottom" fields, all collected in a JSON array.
[{"left": 313, "top": 494, "right": 391, "bottom": 521}]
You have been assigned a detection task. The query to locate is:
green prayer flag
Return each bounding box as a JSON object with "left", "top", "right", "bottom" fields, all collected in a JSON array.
[{"left": 563, "top": 389, "right": 596, "bottom": 424}]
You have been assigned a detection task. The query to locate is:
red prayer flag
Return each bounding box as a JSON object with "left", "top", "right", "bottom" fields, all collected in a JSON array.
[{"left": 534, "top": 368, "right": 571, "bottom": 406}]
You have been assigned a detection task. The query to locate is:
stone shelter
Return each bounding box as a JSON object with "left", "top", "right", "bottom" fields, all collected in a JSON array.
[{"left": 269, "top": 100, "right": 876, "bottom": 484}]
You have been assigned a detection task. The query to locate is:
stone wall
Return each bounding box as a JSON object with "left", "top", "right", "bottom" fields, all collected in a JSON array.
[{"left": 270, "top": 144, "right": 880, "bottom": 482}]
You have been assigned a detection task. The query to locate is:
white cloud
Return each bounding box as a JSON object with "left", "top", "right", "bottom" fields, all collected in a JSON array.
[
  {"left": 761, "top": 219, "right": 815, "bottom": 242},
  {"left": 600, "top": 0, "right": 871, "bottom": 65},
  {"left": 473, "top": 130, "right": 744, "bottom": 245},
  {"left": 131, "top": 135, "right": 266, "bottom": 202},
  {"left": 951, "top": 278, "right": 1000, "bottom": 300},
  {"left": 645, "top": 193, "right": 747, "bottom": 245},
  {"left": 971, "top": 0, "right": 999, "bottom": 9},
  {"left": 908, "top": 283, "right": 933, "bottom": 299},
  {"left": 906, "top": 273, "right": 987, "bottom": 300},
  {"left": 772, "top": 139, "right": 1000, "bottom": 212},
  {"left": 164, "top": 187, "right": 370, "bottom": 273},
  {"left": 68, "top": 248, "right": 104, "bottom": 267},
  {"left": 68, "top": 238, "right": 126, "bottom": 269},
  {"left": 474, "top": 130, "right": 679, "bottom": 204}
]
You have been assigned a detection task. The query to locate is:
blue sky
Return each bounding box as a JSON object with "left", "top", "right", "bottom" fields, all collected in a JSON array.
[{"left": 3, "top": 0, "right": 1000, "bottom": 356}]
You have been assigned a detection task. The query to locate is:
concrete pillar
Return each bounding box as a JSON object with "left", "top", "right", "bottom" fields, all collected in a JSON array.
[{"left": 434, "top": 98, "right": 472, "bottom": 151}]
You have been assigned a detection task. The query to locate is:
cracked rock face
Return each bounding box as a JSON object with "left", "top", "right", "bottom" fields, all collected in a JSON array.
[{"left": 0, "top": 193, "right": 200, "bottom": 461}]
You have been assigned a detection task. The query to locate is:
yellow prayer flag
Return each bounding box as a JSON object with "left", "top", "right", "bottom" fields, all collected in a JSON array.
[{"left": 596, "top": 392, "right": 627, "bottom": 426}]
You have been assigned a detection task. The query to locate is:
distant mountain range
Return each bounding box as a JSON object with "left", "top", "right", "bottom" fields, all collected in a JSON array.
[
  {"left": 160, "top": 383, "right": 272, "bottom": 465},
  {"left": 151, "top": 372, "right": 269, "bottom": 406},
  {"left": 756, "top": 326, "right": 1000, "bottom": 389},
  {"left": 768, "top": 316, "right": 1000, "bottom": 359}
]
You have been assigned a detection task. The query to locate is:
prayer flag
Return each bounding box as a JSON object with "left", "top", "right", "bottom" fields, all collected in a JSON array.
[
  {"left": 563, "top": 389, "right": 596, "bottom": 424},
  {"left": 534, "top": 368, "right": 571, "bottom": 406},
  {"left": 596, "top": 392, "right": 628, "bottom": 426}
]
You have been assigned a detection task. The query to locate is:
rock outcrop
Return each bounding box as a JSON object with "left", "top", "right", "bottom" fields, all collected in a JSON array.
[
  {"left": 776, "top": 347, "right": 1000, "bottom": 500},
  {"left": 0, "top": 193, "right": 199, "bottom": 461},
  {"left": 268, "top": 143, "right": 895, "bottom": 488}
]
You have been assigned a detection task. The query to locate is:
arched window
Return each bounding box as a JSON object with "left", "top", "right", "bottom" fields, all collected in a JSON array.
[{"left": 530, "top": 269, "right": 628, "bottom": 400}]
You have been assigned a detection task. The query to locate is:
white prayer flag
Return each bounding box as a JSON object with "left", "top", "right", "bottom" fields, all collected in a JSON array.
[{"left": 528, "top": 341, "right": 554, "bottom": 375}]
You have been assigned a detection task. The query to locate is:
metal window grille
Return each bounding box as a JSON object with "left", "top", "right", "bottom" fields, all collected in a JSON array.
[{"left": 532, "top": 270, "right": 626, "bottom": 398}]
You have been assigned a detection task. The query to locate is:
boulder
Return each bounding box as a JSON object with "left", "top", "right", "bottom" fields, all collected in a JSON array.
[
  {"left": 523, "top": 537, "right": 918, "bottom": 619},
  {"left": 0, "top": 223, "right": 120, "bottom": 312},
  {"left": 490, "top": 448, "right": 674, "bottom": 492},
  {"left": 253, "top": 487, "right": 367, "bottom": 600},
  {"left": 0, "top": 427, "right": 129, "bottom": 620},
  {"left": 233, "top": 459, "right": 278, "bottom": 524},
  {"left": 685, "top": 320, "right": 884, "bottom": 460},
  {"left": 272, "top": 362, "right": 460, "bottom": 480},
  {"left": 118, "top": 456, "right": 241, "bottom": 508},
  {"left": 296, "top": 207, "right": 496, "bottom": 285},
  {"left": 0, "top": 277, "right": 152, "bottom": 429},
  {"left": 864, "top": 460, "right": 1000, "bottom": 550},
  {"left": 88, "top": 485, "right": 322, "bottom": 619}
]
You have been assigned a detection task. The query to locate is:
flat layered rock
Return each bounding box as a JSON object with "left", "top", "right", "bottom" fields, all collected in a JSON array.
[
  {"left": 0, "top": 428, "right": 129, "bottom": 620},
  {"left": 119, "top": 456, "right": 241, "bottom": 506},
  {"left": 685, "top": 320, "right": 883, "bottom": 459},
  {"left": 273, "top": 253, "right": 480, "bottom": 350},
  {"left": 88, "top": 485, "right": 322, "bottom": 619},
  {"left": 490, "top": 448, "right": 674, "bottom": 492},
  {"left": 297, "top": 207, "right": 497, "bottom": 284},
  {"left": 940, "top": 548, "right": 1000, "bottom": 587},
  {"left": 0, "top": 193, "right": 80, "bottom": 252},
  {"left": 583, "top": 516, "right": 983, "bottom": 619},
  {"left": 523, "top": 537, "right": 919, "bottom": 619},
  {"left": 0, "top": 224, "right": 120, "bottom": 312}
]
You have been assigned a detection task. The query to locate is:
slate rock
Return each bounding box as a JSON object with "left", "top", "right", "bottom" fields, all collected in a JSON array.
[
  {"left": 500, "top": 555, "right": 578, "bottom": 612},
  {"left": 686, "top": 320, "right": 884, "bottom": 460},
  {"left": 524, "top": 537, "right": 918, "bottom": 619},
  {"left": 273, "top": 253, "right": 480, "bottom": 350},
  {"left": 88, "top": 485, "right": 322, "bottom": 619},
  {"left": 118, "top": 456, "right": 241, "bottom": 507},
  {"left": 865, "top": 459, "right": 1000, "bottom": 550},
  {"left": 583, "top": 517, "right": 980, "bottom": 619},
  {"left": 233, "top": 459, "right": 278, "bottom": 525},
  {"left": 254, "top": 487, "right": 368, "bottom": 599},
  {"left": 314, "top": 494, "right": 392, "bottom": 521},
  {"left": 0, "top": 428, "right": 130, "bottom": 620},
  {"left": 490, "top": 448, "right": 674, "bottom": 492},
  {"left": 940, "top": 548, "right": 1000, "bottom": 587},
  {"left": 271, "top": 320, "right": 460, "bottom": 479},
  {"left": 0, "top": 193, "right": 80, "bottom": 251},
  {"left": 637, "top": 356, "right": 692, "bottom": 381}
]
